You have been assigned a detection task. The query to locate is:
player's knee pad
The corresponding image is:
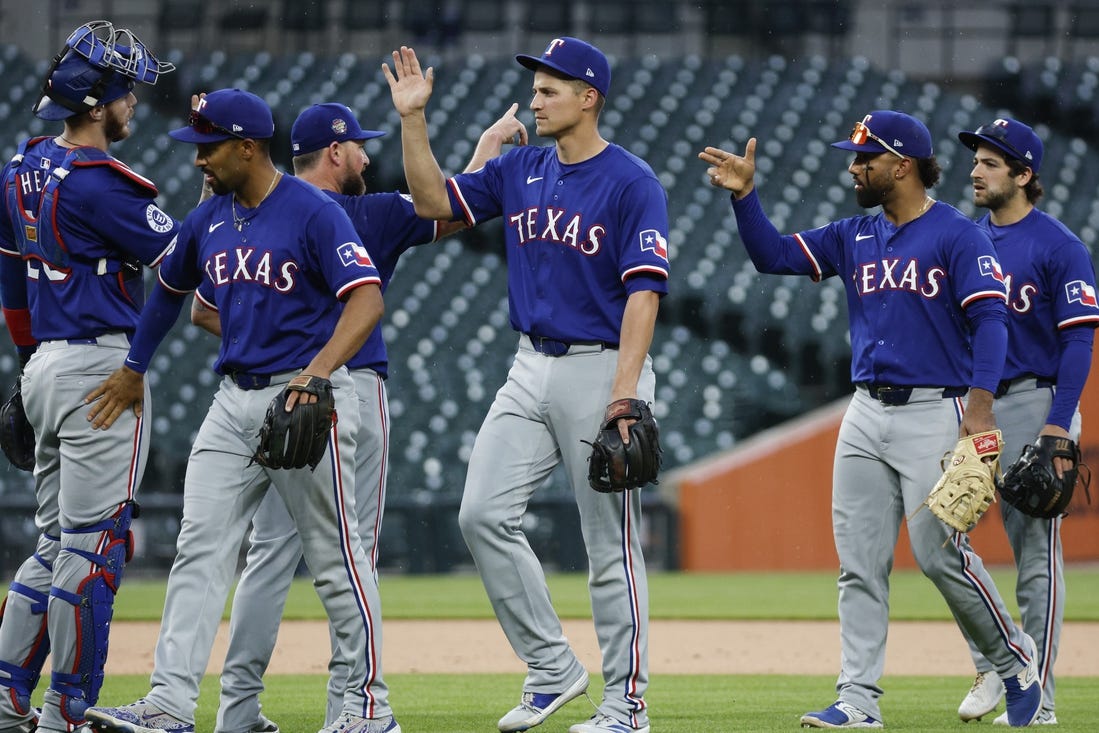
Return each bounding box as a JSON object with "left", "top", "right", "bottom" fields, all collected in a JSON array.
[
  {"left": 0, "top": 581, "right": 51, "bottom": 716},
  {"left": 49, "top": 501, "right": 138, "bottom": 721}
]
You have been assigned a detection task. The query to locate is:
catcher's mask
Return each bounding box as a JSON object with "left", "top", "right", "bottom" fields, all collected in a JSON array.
[{"left": 33, "top": 20, "right": 174, "bottom": 121}]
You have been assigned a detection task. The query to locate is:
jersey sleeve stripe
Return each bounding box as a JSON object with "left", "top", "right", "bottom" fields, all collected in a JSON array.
[
  {"left": 793, "top": 232, "right": 824, "bottom": 281},
  {"left": 961, "top": 289, "right": 1008, "bottom": 308},
  {"left": 147, "top": 237, "right": 176, "bottom": 269},
  {"left": 1059, "top": 314, "right": 1099, "bottom": 328},
  {"left": 336, "top": 276, "right": 382, "bottom": 301},
  {"left": 621, "top": 264, "right": 669, "bottom": 282},
  {"left": 194, "top": 288, "right": 217, "bottom": 311},
  {"left": 447, "top": 179, "right": 477, "bottom": 227},
  {"left": 156, "top": 270, "right": 192, "bottom": 295},
  {"left": 0, "top": 245, "right": 21, "bottom": 257},
  {"left": 430, "top": 220, "right": 441, "bottom": 243}
]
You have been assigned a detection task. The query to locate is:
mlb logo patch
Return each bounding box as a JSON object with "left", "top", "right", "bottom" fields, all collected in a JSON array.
[
  {"left": 639, "top": 229, "right": 668, "bottom": 260},
  {"left": 977, "top": 255, "right": 1004, "bottom": 282},
  {"left": 1066, "top": 279, "right": 1099, "bottom": 307},
  {"left": 338, "top": 241, "right": 375, "bottom": 268}
]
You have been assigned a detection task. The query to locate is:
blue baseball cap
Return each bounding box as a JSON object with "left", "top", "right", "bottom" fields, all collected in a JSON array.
[
  {"left": 516, "top": 37, "right": 610, "bottom": 97},
  {"left": 290, "top": 103, "right": 385, "bottom": 156},
  {"left": 832, "top": 110, "right": 933, "bottom": 159},
  {"left": 168, "top": 88, "right": 274, "bottom": 144},
  {"left": 958, "top": 118, "right": 1043, "bottom": 172}
]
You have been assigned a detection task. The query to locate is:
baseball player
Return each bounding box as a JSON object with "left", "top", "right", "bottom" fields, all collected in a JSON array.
[
  {"left": 952, "top": 118, "right": 1099, "bottom": 725},
  {"left": 202, "top": 102, "right": 526, "bottom": 733},
  {"left": 80, "top": 89, "right": 397, "bottom": 733},
  {"left": 384, "top": 39, "right": 669, "bottom": 733},
  {"left": 699, "top": 111, "right": 1043, "bottom": 728},
  {"left": 0, "top": 21, "right": 176, "bottom": 733}
]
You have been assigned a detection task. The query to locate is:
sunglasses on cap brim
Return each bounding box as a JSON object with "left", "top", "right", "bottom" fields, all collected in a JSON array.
[
  {"left": 848, "top": 121, "right": 905, "bottom": 159},
  {"left": 188, "top": 110, "right": 245, "bottom": 139}
]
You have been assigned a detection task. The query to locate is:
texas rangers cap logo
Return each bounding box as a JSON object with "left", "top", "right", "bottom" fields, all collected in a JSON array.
[
  {"left": 338, "top": 241, "right": 375, "bottom": 268},
  {"left": 639, "top": 229, "right": 668, "bottom": 260}
]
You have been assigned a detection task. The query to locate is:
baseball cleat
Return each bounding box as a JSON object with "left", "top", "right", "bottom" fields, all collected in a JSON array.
[
  {"left": 497, "top": 669, "right": 590, "bottom": 731},
  {"left": 84, "top": 699, "right": 194, "bottom": 733},
  {"left": 993, "top": 707, "right": 1057, "bottom": 725},
  {"left": 315, "top": 713, "right": 400, "bottom": 733},
  {"left": 958, "top": 670, "right": 1005, "bottom": 721},
  {"left": 251, "top": 714, "right": 280, "bottom": 733},
  {"left": 568, "top": 713, "right": 650, "bottom": 733},
  {"left": 800, "top": 701, "right": 883, "bottom": 728},
  {"left": 1001, "top": 636, "right": 1042, "bottom": 727}
]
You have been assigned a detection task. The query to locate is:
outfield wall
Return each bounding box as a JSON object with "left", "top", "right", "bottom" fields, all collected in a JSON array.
[{"left": 671, "top": 350, "right": 1099, "bottom": 571}]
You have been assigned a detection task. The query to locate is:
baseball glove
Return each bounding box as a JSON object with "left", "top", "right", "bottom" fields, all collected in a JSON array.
[
  {"left": 585, "top": 398, "right": 662, "bottom": 492},
  {"left": 925, "top": 429, "right": 1003, "bottom": 532},
  {"left": 998, "top": 435, "right": 1091, "bottom": 518},
  {"left": 0, "top": 380, "right": 35, "bottom": 472},
  {"left": 252, "top": 375, "right": 335, "bottom": 471}
]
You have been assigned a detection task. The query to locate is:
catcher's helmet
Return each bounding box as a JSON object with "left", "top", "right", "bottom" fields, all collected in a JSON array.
[{"left": 33, "top": 20, "right": 174, "bottom": 121}]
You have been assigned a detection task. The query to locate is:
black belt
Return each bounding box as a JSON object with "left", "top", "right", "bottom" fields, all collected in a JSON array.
[
  {"left": 857, "top": 383, "right": 968, "bottom": 406},
  {"left": 527, "top": 334, "right": 618, "bottom": 357},
  {"left": 225, "top": 369, "right": 298, "bottom": 390},
  {"left": 995, "top": 376, "right": 1056, "bottom": 398}
]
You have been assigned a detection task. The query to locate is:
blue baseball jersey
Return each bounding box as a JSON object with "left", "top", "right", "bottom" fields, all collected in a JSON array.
[
  {"left": 163, "top": 175, "right": 380, "bottom": 375},
  {"left": 197, "top": 190, "right": 438, "bottom": 378},
  {"left": 980, "top": 208, "right": 1099, "bottom": 380},
  {"left": 786, "top": 201, "right": 1008, "bottom": 386},
  {"left": 0, "top": 137, "right": 178, "bottom": 340},
  {"left": 447, "top": 144, "right": 669, "bottom": 343}
]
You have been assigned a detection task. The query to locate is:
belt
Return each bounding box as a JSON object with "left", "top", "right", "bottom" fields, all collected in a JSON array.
[
  {"left": 224, "top": 369, "right": 299, "bottom": 390},
  {"left": 856, "top": 383, "right": 968, "bottom": 406},
  {"left": 525, "top": 334, "right": 618, "bottom": 357},
  {"left": 38, "top": 332, "right": 130, "bottom": 349},
  {"left": 995, "top": 376, "right": 1056, "bottom": 398}
]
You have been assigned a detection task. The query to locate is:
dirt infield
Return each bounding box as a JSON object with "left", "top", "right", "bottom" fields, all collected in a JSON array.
[{"left": 105, "top": 619, "right": 1099, "bottom": 677}]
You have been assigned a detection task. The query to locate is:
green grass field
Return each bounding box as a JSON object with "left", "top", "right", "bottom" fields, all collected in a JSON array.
[{"left": 69, "top": 568, "right": 1099, "bottom": 731}]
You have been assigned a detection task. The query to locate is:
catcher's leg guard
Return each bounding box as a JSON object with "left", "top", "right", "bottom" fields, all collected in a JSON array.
[
  {"left": 49, "top": 502, "right": 138, "bottom": 723},
  {"left": 0, "top": 533, "right": 57, "bottom": 717}
]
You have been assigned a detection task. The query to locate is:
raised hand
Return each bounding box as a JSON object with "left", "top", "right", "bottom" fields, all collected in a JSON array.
[
  {"left": 382, "top": 46, "right": 435, "bottom": 117},
  {"left": 699, "top": 138, "right": 758, "bottom": 198}
]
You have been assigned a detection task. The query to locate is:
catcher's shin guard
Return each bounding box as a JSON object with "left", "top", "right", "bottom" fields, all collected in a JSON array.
[
  {"left": 0, "top": 584, "right": 52, "bottom": 715},
  {"left": 49, "top": 501, "right": 138, "bottom": 722},
  {"left": 0, "top": 532, "right": 58, "bottom": 716}
]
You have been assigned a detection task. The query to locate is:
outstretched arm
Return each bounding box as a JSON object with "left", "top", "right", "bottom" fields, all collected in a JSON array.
[{"left": 383, "top": 46, "right": 453, "bottom": 220}]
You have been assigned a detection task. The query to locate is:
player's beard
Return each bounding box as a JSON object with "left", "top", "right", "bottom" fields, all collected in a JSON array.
[
  {"left": 855, "top": 179, "right": 890, "bottom": 209},
  {"left": 340, "top": 168, "right": 366, "bottom": 196},
  {"left": 103, "top": 106, "right": 131, "bottom": 143},
  {"left": 974, "top": 185, "right": 1015, "bottom": 212}
]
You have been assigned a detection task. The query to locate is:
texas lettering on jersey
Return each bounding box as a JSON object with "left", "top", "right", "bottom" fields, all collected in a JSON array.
[
  {"left": 854, "top": 258, "right": 946, "bottom": 297},
  {"left": 204, "top": 246, "right": 298, "bottom": 293},
  {"left": 507, "top": 206, "right": 606, "bottom": 255}
]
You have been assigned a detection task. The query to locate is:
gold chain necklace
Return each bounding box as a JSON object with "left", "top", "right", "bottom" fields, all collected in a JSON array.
[{"left": 232, "top": 172, "right": 280, "bottom": 232}]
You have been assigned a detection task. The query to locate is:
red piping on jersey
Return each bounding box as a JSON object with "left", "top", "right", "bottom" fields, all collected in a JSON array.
[
  {"left": 447, "top": 178, "right": 476, "bottom": 227},
  {"left": 621, "top": 264, "right": 668, "bottom": 282},
  {"left": 961, "top": 289, "right": 1008, "bottom": 309},
  {"left": 793, "top": 232, "right": 824, "bottom": 282},
  {"left": 1059, "top": 313, "right": 1099, "bottom": 328},
  {"left": 336, "top": 276, "right": 381, "bottom": 302}
]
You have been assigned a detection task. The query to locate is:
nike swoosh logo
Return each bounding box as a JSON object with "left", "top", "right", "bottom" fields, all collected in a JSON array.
[
  {"left": 209, "top": 221, "right": 225, "bottom": 233},
  {"left": 855, "top": 233, "right": 874, "bottom": 241},
  {"left": 526, "top": 176, "right": 543, "bottom": 184}
]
